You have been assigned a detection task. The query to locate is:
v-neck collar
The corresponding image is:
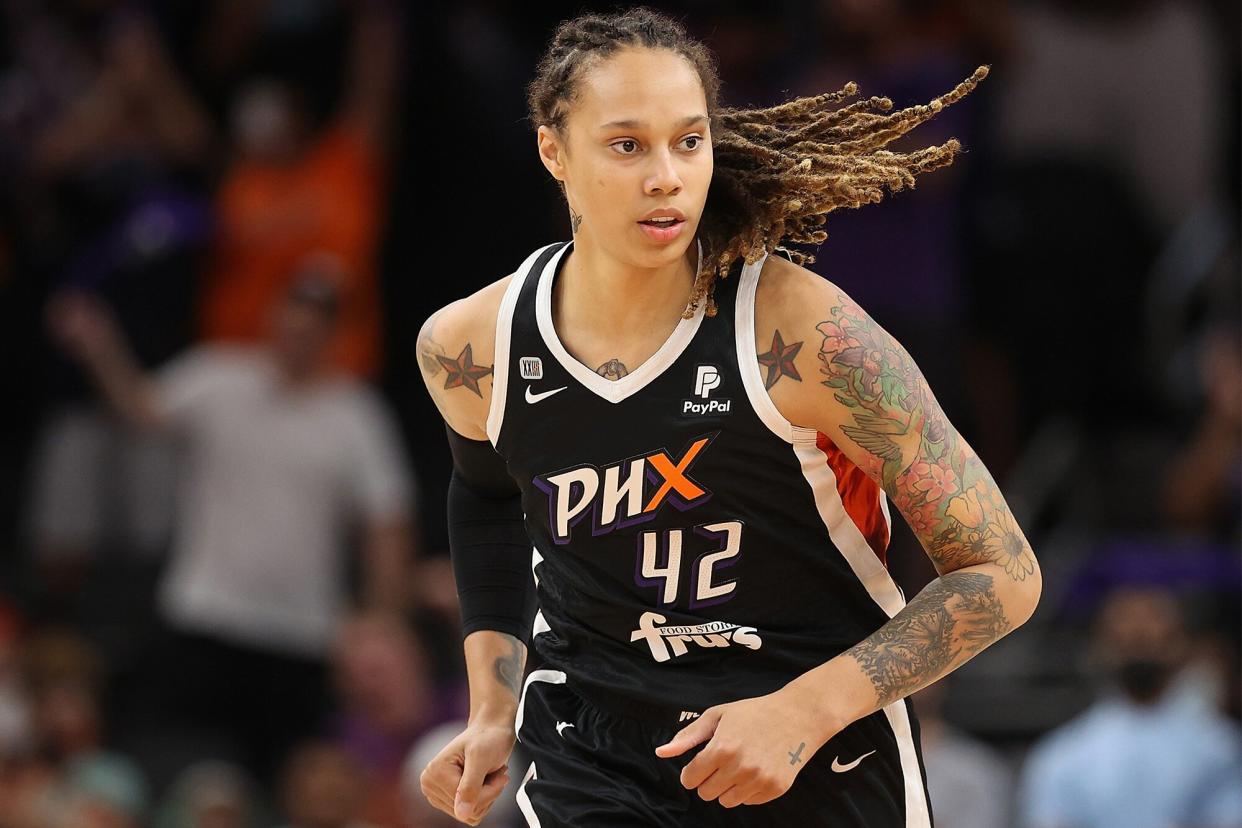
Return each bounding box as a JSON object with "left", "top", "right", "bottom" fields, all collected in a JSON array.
[{"left": 535, "top": 238, "right": 706, "bottom": 404}]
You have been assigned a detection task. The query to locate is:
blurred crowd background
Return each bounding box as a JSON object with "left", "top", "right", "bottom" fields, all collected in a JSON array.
[{"left": 0, "top": 1, "right": 1237, "bottom": 826}]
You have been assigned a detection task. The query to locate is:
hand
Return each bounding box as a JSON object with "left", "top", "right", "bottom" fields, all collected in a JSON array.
[
  {"left": 45, "top": 290, "right": 118, "bottom": 361},
  {"left": 419, "top": 720, "right": 515, "bottom": 825},
  {"left": 653, "top": 688, "right": 837, "bottom": 808}
]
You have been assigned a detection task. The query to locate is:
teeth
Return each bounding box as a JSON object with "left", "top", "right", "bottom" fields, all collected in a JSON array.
[{"left": 647, "top": 217, "right": 677, "bottom": 223}]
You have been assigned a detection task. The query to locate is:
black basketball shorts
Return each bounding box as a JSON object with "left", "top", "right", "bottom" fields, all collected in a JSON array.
[{"left": 512, "top": 668, "right": 935, "bottom": 827}]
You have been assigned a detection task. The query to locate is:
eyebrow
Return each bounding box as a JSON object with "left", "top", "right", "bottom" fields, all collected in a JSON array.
[{"left": 598, "top": 114, "right": 709, "bottom": 131}]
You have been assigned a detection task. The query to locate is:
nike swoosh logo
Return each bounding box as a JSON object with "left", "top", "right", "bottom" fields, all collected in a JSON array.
[
  {"left": 831, "top": 750, "right": 876, "bottom": 773},
  {"left": 555, "top": 721, "right": 574, "bottom": 737},
  {"left": 526, "top": 385, "right": 568, "bottom": 404}
]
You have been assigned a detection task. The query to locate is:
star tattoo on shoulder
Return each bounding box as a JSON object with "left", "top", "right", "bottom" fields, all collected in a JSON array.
[
  {"left": 436, "top": 343, "right": 492, "bottom": 397},
  {"left": 757, "top": 329, "right": 803, "bottom": 390}
]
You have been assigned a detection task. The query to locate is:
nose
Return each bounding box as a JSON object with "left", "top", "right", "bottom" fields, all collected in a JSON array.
[{"left": 644, "top": 147, "right": 682, "bottom": 196}]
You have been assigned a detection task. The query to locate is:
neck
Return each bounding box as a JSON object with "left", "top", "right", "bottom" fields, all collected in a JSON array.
[{"left": 556, "top": 233, "right": 699, "bottom": 339}]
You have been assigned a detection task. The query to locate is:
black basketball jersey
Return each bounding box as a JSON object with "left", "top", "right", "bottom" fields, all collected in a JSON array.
[{"left": 487, "top": 238, "right": 926, "bottom": 788}]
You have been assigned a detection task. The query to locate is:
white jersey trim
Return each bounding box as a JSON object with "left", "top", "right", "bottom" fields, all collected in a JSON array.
[
  {"left": 514, "top": 668, "right": 567, "bottom": 741},
  {"left": 535, "top": 238, "right": 706, "bottom": 404},
  {"left": 883, "top": 700, "right": 934, "bottom": 827},
  {"left": 733, "top": 250, "right": 818, "bottom": 447},
  {"left": 487, "top": 243, "right": 562, "bottom": 447},
  {"left": 791, "top": 440, "right": 906, "bottom": 617},
  {"left": 516, "top": 760, "right": 542, "bottom": 826},
  {"left": 531, "top": 546, "right": 551, "bottom": 636}
]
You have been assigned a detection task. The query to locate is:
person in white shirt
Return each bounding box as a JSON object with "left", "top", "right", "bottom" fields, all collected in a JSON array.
[
  {"left": 46, "top": 261, "right": 418, "bottom": 784},
  {"left": 1016, "top": 586, "right": 1242, "bottom": 828}
]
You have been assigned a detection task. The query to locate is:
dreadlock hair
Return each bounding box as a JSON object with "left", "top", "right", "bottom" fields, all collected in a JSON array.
[{"left": 526, "top": 6, "right": 988, "bottom": 319}]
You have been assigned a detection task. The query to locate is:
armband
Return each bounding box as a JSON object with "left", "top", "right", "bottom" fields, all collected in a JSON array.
[{"left": 445, "top": 423, "right": 537, "bottom": 642}]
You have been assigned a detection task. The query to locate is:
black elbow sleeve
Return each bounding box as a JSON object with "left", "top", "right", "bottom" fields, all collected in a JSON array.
[{"left": 445, "top": 424, "right": 537, "bottom": 643}]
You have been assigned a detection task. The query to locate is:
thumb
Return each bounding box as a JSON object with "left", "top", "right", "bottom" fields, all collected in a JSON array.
[
  {"left": 654, "top": 709, "right": 720, "bottom": 758},
  {"left": 454, "top": 753, "right": 487, "bottom": 821}
]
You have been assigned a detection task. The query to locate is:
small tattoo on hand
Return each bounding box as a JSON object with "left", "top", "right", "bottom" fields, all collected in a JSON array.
[{"left": 788, "top": 741, "right": 805, "bottom": 765}]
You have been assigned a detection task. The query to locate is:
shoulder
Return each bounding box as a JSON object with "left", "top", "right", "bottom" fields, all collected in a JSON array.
[
  {"left": 747, "top": 251, "right": 858, "bottom": 431},
  {"left": 751, "top": 250, "right": 856, "bottom": 338},
  {"left": 416, "top": 268, "right": 518, "bottom": 440}
]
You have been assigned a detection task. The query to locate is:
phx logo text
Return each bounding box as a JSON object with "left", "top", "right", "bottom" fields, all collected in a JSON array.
[{"left": 532, "top": 432, "right": 718, "bottom": 544}]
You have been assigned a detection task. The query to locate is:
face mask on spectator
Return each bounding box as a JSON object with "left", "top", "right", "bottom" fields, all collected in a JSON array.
[{"left": 1115, "top": 657, "right": 1172, "bottom": 702}]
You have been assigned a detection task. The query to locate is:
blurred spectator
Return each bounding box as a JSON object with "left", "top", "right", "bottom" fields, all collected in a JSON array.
[
  {"left": 1016, "top": 585, "right": 1242, "bottom": 828},
  {"left": 993, "top": 0, "right": 1227, "bottom": 235},
  {"left": 154, "top": 760, "right": 265, "bottom": 828},
  {"left": 277, "top": 742, "right": 374, "bottom": 828},
  {"left": 14, "top": 6, "right": 214, "bottom": 601},
  {"left": 0, "top": 601, "right": 31, "bottom": 760},
  {"left": 45, "top": 265, "right": 419, "bottom": 787},
  {"left": 914, "top": 679, "right": 1015, "bottom": 828},
  {"left": 196, "top": 0, "right": 401, "bottom": 380},
  {"left": 330, "top": 612, "right": 468, "bottom": 826},
  {"left": 0, "top": 626, "right": 149, "bottom": 828},
  {"left": 1161, "top": 322, "right": 1242, "bottom": 538}
]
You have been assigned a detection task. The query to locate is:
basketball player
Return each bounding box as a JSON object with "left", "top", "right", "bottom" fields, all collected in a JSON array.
[{"left": 417, "top": 8, "right": 1041, "bottom": 827}]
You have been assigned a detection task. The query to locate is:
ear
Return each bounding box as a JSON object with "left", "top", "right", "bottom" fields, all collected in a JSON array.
[{"left": 536, "top": 124, "right": 568, "bottom": 183}]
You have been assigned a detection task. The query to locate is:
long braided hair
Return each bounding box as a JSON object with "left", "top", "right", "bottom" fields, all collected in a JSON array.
[{"left": 526, "top": 6, "right": 988, "bottom": 318}]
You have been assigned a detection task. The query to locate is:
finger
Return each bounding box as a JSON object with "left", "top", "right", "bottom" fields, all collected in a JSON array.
[
  {"left": 468, "top": 766, "right": 511, "bottom": 815},
  {"left": 654, "top": 708, "right": 721, "bottom": 758},
  {"left": 419, "top": 766, "right": 458, "bottom": 817},
  {"left": 718, "top": 782, "right": 755, "bottom": 809},
  {"left": 742, "top": 782, "right": 784, "bottom": 806},
  {"left": 679, "top": 744, "right": 722, "bottom": 790},
  {"left": 695, "top": 768, "right": 736, "bottom": 802},
  {"left": 422, "top": 756, "right": 463, "bottom": 803},
  {"left": 454, "top": 752, "right": 501, "bottom": 822}
]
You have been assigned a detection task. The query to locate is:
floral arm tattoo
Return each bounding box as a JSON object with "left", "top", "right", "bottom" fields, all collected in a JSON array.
[{"left": 816, "top": 289, "right": 1038, "bottom": 706}]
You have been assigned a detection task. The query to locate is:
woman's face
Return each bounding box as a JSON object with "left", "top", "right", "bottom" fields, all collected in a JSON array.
[{"left": 539, "top": 46, "right": 713, "bottom": 269}]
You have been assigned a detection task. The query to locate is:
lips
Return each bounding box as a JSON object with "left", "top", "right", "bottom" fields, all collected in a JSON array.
[{"left": 637, "top": 217, "right": 686, "bottom": 242}]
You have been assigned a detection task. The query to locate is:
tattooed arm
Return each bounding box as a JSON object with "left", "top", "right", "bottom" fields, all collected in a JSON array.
[
  {"left": 753, "top": 254, "right": 1042, "bottom": 732},
  {"left": 416, "top": 283, "right": 533, "bottom": 824},
  {"left": 416, "top": 277, "right": 531, "bottom": 725}
]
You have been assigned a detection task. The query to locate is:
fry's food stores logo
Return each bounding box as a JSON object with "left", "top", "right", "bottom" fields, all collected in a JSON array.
[{"left": 629, "top": 611, "right": 763, "bottom": 662}]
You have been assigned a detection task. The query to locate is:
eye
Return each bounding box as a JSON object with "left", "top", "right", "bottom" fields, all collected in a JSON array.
[
  {"left": 681, "top": 135, "right": 704, "bottom": 151},
  {"left": 611, "top": 139, "right": 640, "bottom": 155}
]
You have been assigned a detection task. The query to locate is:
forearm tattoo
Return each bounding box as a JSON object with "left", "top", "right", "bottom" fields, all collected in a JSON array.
[
  {"left": 815, "top": 292, "right": 1036, "bottom": 582},
  {"left": 417, "top": 313, "right": 493, "bottom": 398},
  {"left": 596, "top": 358, "right": 629, "bottom": 381},
  {"left": 815, "top": 290, "right": 1033, "bottom": 706},
  {"left": 492, "top": 633, "right": 525, "bottom": 698},
  {"left": 845, "top": 571, "right": 1010, "bottom": 707}
]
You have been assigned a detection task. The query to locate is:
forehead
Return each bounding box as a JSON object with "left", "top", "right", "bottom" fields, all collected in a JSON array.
[{"left": 572, "top": 47, "right": 706, "bottom": 128}]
